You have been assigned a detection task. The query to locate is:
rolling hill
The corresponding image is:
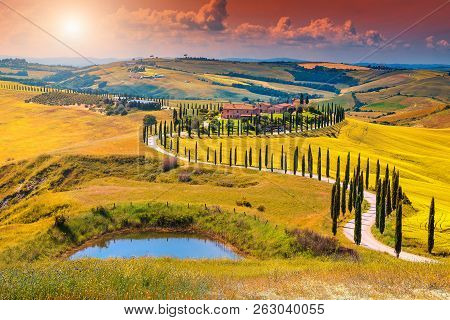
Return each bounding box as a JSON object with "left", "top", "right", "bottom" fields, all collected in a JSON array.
[{"left": 1, "top": 57, "right": 449, "bottom": 127}]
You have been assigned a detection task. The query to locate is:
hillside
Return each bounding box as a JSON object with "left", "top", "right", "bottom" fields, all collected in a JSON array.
[{"left": 2, "top": 58, "right": 448, "bottom": 127}]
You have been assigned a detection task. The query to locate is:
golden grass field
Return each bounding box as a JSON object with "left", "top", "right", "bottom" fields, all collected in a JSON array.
[
  {"left": 0, "top": 86, "right": 449, "bottom": 299},
  {"left": 175, "top": 119, "right": 450, "bottom": 255}
]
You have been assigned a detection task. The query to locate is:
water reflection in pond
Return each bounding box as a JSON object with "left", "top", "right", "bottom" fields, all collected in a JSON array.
[{"left": 69, "top": 232, "right": 240, "bottom": 260}]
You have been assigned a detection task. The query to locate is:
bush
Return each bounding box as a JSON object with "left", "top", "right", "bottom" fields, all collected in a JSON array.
[
  {"left": 236, "top": 198, "right": 252, "bottom": 208},
  {"left": 54, "top": 215, "right": 66, "bottom": 228},
  {"left": 178, "top": 172, "right": 192, "bottom": 182},
  {"left": 162, "top": 157, "right": 178, "bottom": 172},
  {"left": 291, "top": 229, "right": 358, "bottom": 259},
  {"left": 257, "top": 205, "right": 265, "bottom": 212}
]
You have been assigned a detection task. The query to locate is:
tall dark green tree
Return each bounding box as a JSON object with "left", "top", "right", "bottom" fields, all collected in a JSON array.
[
  {"left": 386, "top": 180, "right": 392, "bottom": 216},
  {"left": 317, "top": 147, "right": 322, "bottom": 181},
  {"left": 344, "top": 152, "right": 350, "bottom": 185},
  {"left": 354, "top": 194, "right": 362, "bottom": 245},
  {"left": 348, "top": 178, "right": 353, "bottom": 213},
  {"left": 375, "top": 159, "right": 380, "bottom": 189},
  {"left": 395, "top": 201, "right": 402, "bottom": 258},
  {"left": 293, "top": 147, "right": 298, "bottom": 175},
  {"left": 336, "top": 156, "right": 341, "bottom": 180},
  {"left": 258, "top": 149, "right": 262, "bottom": 171},
  {"left": 301, "top": 155, "right": 305, "bottom": 176},
  {"left": 428, "top": 197, "right": 435, "bottom": 254},
  {"left": 341, "top": 184, "right": 346, "bottom": 215},
  {"left": 326, "top": 148, "right": 330, "bottom": 178},
  {"left": 375, "top": 179, "right": 381, "bottom": 229},
  {"left": 380, "top": 179, "right": 387, "bottom": 234},
  {"left": 308, "top": 145, "right": 313, "bottom": 178},
  {"left": 330, "top": 184, "right": 336, "bottom": 219}
]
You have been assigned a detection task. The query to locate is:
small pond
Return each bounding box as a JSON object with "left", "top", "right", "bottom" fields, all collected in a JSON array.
[{"left": 69, "top": 232, "right": 240, "bottom": 260}]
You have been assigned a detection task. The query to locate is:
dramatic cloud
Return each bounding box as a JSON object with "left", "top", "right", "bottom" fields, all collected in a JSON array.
[
  {"left": 426, "top": 36, "right": 449, "bottom": 49},
  {"left": 234, "top": 17, "right": 384, "bottom": 48},
  {"left": 112, "top": 0, "right": 228, "bottom": 40}
]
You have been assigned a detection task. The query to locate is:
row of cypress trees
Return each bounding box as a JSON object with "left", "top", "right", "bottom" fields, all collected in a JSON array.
[{"left": 151, "top": 130, "right": 440, "bottom": 256}]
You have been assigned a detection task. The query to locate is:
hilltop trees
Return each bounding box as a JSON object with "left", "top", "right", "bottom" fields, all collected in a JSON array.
[{"left": 428, "top": 197, "right": 435, "bottom": 254}]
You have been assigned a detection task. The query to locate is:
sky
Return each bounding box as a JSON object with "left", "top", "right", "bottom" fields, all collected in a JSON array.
[{"left": 0, "top": 0, "right": 449, "bottom": 64}]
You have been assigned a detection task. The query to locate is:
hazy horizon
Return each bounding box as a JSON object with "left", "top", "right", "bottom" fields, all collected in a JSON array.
[{"left": 0, "top": 0, "right": 448, "bottom": 65}]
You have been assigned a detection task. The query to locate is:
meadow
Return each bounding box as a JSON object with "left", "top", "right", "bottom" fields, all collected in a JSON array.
[
  {"left": 0, "top": 85, "right": 449, "bottom": 299},
  {"left": 172, "top": 119, "right": 450, "bottom": 255}
]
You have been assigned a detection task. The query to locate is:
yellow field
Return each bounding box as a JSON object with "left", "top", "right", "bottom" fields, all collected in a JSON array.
[
  {"left": 0, "top": 87, "right": 449, "bottom": 299},
  {"left": 0, "top": 89, "right": 171, "bottom": 164},
  {"left": 175, "top": 119, "right": 450, "bottom": 254}
]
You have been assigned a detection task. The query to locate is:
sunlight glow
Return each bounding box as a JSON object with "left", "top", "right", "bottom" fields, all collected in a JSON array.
[{"left": 63, "top": 18, "right": 83, "bottom": 37}]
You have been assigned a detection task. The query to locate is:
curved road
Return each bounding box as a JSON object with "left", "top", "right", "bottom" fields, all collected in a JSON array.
[{"left": 147, "top": 136, "right": 434, "bottom": 263}]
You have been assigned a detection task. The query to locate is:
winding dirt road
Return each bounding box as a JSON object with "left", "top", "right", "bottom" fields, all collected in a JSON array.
[{"left": 147, "top": 136, "right": 434, "bottom": 263}]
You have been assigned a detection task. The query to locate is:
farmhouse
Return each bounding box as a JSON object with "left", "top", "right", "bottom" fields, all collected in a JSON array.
[
  {"left": 221, "top": 103, "right": 260, "bottom": 119},
  {"left": 269, "top": 103, "right": 295, "bottom": 114},
  {"left": 255, "top": 102, "right": 272, "bottom": 113}
]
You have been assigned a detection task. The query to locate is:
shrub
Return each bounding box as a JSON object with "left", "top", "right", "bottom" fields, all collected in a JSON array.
[
  {"left": 54, "top": 215, "right": 66, "bottom": 228},
  {"left": 236, "top": 198, "right": 252, "bottom": 208},
  {"left": 91, "top": 206, "right": 110, "bottom": 219},
  {"left": 162, "top": 157, "right": 178, "bottom": 172},
  {"left": 178, "top": 172, "right": 192, "bottom": 182},
  {"left": 290, "top": 229, "right": 358, "bottom": 259},
  {"left": 257, "top": 205, "right": 266, "bottom": 212}
]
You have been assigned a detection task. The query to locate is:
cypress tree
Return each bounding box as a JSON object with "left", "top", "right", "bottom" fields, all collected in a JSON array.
[
  {"left": 219, "top": 142, "right": 223, "bottom": 163},
  {"left": 284, "top": 153, "right": 288, "bottom": 174},
  {"left": 249, "top": 147, "right": 253, "bottom": 167},
  {"left": 229, "top": 149, "right": 232, "bottom": 167},
  {"left": 214, "top": 150, "right": 217, "bottom": 165},
  {"left": 348, "top": 179, "right": 353, "bottom": 212},
  {"left": 326, "top": 148, "right": 330, "bottom": 178},
  {"left": 344, "top": 152, "right": 350, "bottom": 185},
  {"left": 375, "top": 179, "right": 381, "bottom": 229},
  {"left": 308, "top": 145, "right": 313, "bottom": 178},
  {"left": 207, "top": 147, "right": 210, "bottom": 162},
  {"left": 356, "top": 153, "right": 361, "bottom": 177},
  {"left": 258, "top": 149, "right": 262, "bottom": 171},
  {"left": 293, "top": 147, "right": 298, "bottom": 175},
  {"left": 317, "top": 147, "right": 322, "bottom": 181},
  {"left": 335, "top": 177, "right": 341, "bottom": 221},
  {"left": 341, "top": 184, "right": 346, "bottom": 215},
  {"left": 380, "top": 179, "right": 386, "bottom": 234},
  {"left": 330, "top": 184, "right": 336, "bottom": 219},
  {"left": 354, "top": 194, "right": 362, "bottom": 245},
  {"left": 280, "top": 145, "right": 284, "bottom": 170},
  {"left": 234, "top": 147, "right": 237, "bottom": 166},
  {"left": 336, "top": 156, "right": 341, "bottom": 180},
  {"left": 392, "top": 170, "right": 400, "bottom": 211},
  {"left": 428, "top": 197, "right": 435, "bottom": 254},
  {"left": 265, "top": 145, "right": 269, "bottom": 168},
  {"left": 301, "top": 155, "right": 305, "bottom": 176},
  {"left": 365, "top": 158, "right": 370, "bottom": 189},
  {"left": 395, "top": 201, "right": 402, "bottom": 258},
  {"left": 386, "top": 180, "right": 392, "bottom": 216},
  {"left": 195, "top": 142, "right": 198, "bottom": 163},
  {"left": 245, "top": 150, "right": 248, "bottom": 168}
]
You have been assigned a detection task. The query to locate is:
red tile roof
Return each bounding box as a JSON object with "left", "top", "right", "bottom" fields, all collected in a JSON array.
[{"left": 222, "top": 103, "right": 256, "bottom": 110}]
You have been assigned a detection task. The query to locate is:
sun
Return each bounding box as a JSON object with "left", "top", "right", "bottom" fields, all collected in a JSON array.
[{"left": 63, "top": 18, "right": 83, "bottom": 37}]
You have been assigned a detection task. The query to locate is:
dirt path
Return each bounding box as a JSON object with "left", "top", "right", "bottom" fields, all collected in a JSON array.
[{"left": 148, "top": 136, "right": 434, "bottom": 263}]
